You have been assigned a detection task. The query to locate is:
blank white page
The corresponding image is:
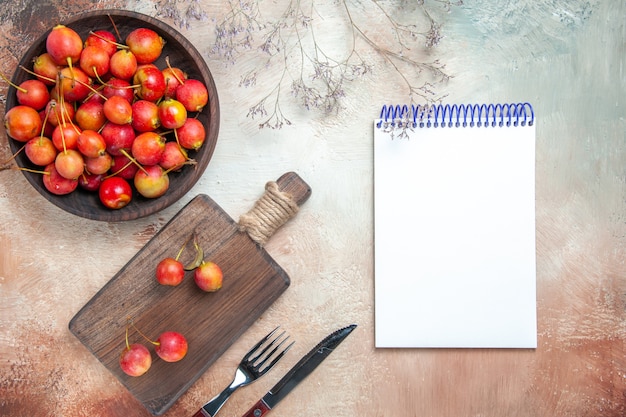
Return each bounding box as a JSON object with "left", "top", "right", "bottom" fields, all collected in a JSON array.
[{"left": 374, "top": 119, "right": 536, "bottom": 348}]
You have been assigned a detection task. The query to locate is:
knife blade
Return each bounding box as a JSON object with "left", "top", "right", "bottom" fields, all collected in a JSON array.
[{"left": 240, "top": 324, "right": 357, "bottom": 417}]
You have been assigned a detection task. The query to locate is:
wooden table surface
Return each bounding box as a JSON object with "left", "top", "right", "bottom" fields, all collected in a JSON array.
[{"left": 1, "top": 1, "right": 624, "bottom": 416}]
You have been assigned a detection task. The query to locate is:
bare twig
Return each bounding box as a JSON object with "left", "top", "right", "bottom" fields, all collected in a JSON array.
[
  {"left": 156, "top": 0, "right": 208, "bottom": 29},
  {"left": 169, "top": 0, "right": 462, "bottom": 128}
]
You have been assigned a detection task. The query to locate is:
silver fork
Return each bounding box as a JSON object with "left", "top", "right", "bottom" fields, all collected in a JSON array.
[{"left": 192, "top": 327, "right": 293, "bottom": 417}]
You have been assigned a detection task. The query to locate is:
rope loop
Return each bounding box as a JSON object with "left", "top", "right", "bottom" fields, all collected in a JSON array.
[{"left": 238, "top": 180, "right": 299, "bottom": 246}]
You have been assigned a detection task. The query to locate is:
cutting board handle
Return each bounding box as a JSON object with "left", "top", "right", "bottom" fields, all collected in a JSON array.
[{"left": 238, "top": 172, "right": 312, "bottom": 246}]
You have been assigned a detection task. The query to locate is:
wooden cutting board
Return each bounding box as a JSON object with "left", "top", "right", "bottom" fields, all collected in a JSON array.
[{"left": 69, "top": 172, "right": 311, "bottom": 415}]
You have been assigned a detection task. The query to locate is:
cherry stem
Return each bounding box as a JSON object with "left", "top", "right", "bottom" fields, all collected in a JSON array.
[
  {"left": 97, "top": 77, "right": 140, "bottom": 91},
  {"left": 15, "top": 166, "right": 50, "bottom": 175},
  {"left": 58, "top": 71, "right": 107, "bottom": 101},
  {"left": 54, "top": 73, "right": 72, "bottom": 131},
  {"left": 128, "top": 318, "right": 159, "bottom": 347},
  {"left": 93, "top": 71, "right": 108, "bottom": 86},
  {"left": 165, "top": 56, "right": 185, "bottom": 85},
  {"left": 19, "top": 65, "right": 56, "bottom": 84},
  {"left": 192, "top": 234, "right": 202, "bottom": 259},
  {"left": 174, "top": 232, "right": 194, "bottom": 261},
  {"left": 105, "top": 158, "right": 134, "bottom": 178},
  {"left": 0, "top": 71, "right": 27, "bottom": 92},
  {"left": 40, "top": 101, "right": 54, "bottom": 139},
  {"left": 103, "top": 14, "right": 124, "bottom": 44},
  {"left": 88, "top": 29, "right": 127, "bottom": 49},
  {"left": 124, "top": 324, "right": 131, "bottom": 350},
  {"left": 119, "top": 149, "right": 149, "bottom": 175},
  {"left": 50, "top": 94, "right": 69, "bottom": 154},
  {"left": 162, "top": 161, "right": 195, "bottom": 176},
  {"left": 83, "top": 83, "right": 106, "bottom": 103},
  {"left": 173, "top": 127, "right": 180, "bottom": 145},
  {"left": 65, "top": 57, "right": 77, "bottom": 88},
  {"left": 1, "top": 143, "right": 26, "bottom": 167}
]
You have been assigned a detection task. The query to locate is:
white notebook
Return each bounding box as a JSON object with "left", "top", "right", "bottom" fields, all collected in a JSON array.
[{"left": 374, "top": 103, "right": 537, "bottom": 348}]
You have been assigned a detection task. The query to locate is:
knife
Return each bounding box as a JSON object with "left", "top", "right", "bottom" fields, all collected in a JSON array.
[{"left": 240, "top": 324, "right": 357, "bottom": 417}]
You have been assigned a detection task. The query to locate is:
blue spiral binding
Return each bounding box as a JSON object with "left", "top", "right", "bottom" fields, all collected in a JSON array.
[{"left": 377, "top": 102, "right": 534, "bottom": 128}]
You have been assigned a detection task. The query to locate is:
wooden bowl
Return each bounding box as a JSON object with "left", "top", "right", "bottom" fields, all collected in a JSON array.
[{"left": 5, "top": 10, "right": 220, "bottom": 221}]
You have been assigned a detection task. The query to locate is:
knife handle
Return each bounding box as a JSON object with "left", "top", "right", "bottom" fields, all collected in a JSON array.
[
  {"left": 191, "top": 409, "right": 210, "bottom": 417},
  {"left": 241, "top": 399, "right": 271, "bottom": 417}
]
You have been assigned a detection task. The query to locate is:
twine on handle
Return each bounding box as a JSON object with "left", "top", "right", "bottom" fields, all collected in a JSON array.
[{"left": 238, "top": 180, "right": 300, "bottom": 246}]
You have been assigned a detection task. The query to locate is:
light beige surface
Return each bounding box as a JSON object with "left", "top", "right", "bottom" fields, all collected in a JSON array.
[{"left": 1, "top": 1, "right": 625, "bottom": 416}]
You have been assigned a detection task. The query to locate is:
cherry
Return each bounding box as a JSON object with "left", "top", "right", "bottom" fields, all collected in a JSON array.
[
  {"left": 4, "top": 105, "right": 43, "bottom": 142},
  {"left": 15, "top": 79, "right": 50, "bottom": 110},
  {"left": 176, "top": 78, "right": 209, "bottom": 112},
  {"left": 79, "top": 45, "right": 110, "bottom": 78},
  {"left": 156, "top": 258, "right": 185, "bottom": 286},
  {"left": 131, "top": 131, "right": 165, "bottom": 166},
  {"left": 75, "top": 100, "right": 106, "bottom": 131},
  {"left": 25, "top": 136, "right": 57, "bottom": 166},
  {"left": 176, "top": 117, "right": 206, "bottom": 150},
  {"left": 133, "top": 64, "right": 166, "bottom": 102},
  {"left": 55, "top": 148, "right": 84, "bottom": 180},
  {"left": 158, "top": 98, "right": 187, "bottom": 129},
  {"left": 131, "top": 99, "right": 160, "bottom": 132},
  {"left": 155, "top": 232, "right": 198, "bottom": 286},
  {"left": 154, "top": 331, "right": 188, "bottom": 363},
  {"left": 51, "top": 123, "right": 81, "bottom": 152},
  {"left": 160, "top": 141, "right": 190, "bottom": 171},
  {"left": 42, "top": 162, "right": 79, "bottom": 195},
  {"left": 99, "top": 176, "right": 132, "bottom": 209},
  {"left": 125, "top": 28, "right": 164, "bottom": 65},
  {"left": 103, "top": 95, "right": 133, "bottom": 125},
  {"left": 119, "top": 323, "right": 152, "bottom": 377},
  {"left": 134, "top": 164, "right": 169, "bottom": 199},
  {"left": 194, "top": 260, "right": 223, "bottom": 292},
  {"left": 77, "top": 129, "right": 106, "bottom": 158},
  {"left": 101, "top": 122, "right": 135, "bottom": 156},
  {"left": 109, "top": 49, "right": 137, "bottom": 80},
  {"left": 85, "top": 152, "right": 112, "bottom": 175},
  {"left": 119, "top": 343, "right": 151, "bottom": 377},
  {"left": 45, "top": 24, "right": 83, "bottom": 67},
  {"left": 32, "top": 53, "right": 59, "bottom": 86}
]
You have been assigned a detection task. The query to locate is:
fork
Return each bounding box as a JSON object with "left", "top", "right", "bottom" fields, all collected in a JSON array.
[{"left": 192, "top": 327, "right": 293, "bottom": 417}]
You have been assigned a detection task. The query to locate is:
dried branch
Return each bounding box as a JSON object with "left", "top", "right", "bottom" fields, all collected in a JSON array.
[
  {"left": 155, "top": 0, "right": 208, "bottom": 30},
  {"left": 158, "top": 0, "right": 462, "bottom": 128}
]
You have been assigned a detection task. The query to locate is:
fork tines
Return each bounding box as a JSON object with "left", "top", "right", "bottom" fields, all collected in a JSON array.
[{"left": 247, "top": 327, "right": 294, "bottom": 373}]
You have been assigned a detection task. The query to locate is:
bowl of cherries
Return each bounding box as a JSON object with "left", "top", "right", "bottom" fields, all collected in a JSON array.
[{"left": 3, "top": 9, "right": 219, "bottom": 221}]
